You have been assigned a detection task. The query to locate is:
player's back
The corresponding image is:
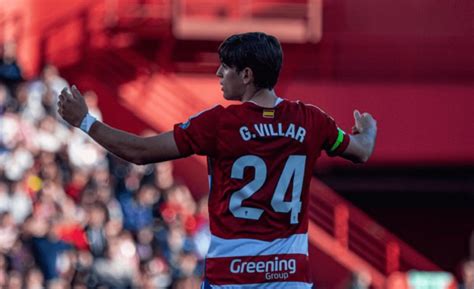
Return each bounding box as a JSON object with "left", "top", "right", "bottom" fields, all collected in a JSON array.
[
  {"left": 173, "top": 98, "right": 349, "bottom": 288},
  {"left": 207, "top": 98, "right": 347, "bottom": 288}
]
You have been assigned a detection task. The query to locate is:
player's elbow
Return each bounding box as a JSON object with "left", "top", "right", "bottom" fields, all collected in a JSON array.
[
  {"left": 353, "top": 147, "right": 374, "bottom": 163},
  {"left": 126, "top": 148, "right": 150, "bottom": 165},
  {"left": 127, "top": 139, "right": 158, "bottom": 165},
  {"left": 129, "top": 152, "right": 156, "bottom": 165}
]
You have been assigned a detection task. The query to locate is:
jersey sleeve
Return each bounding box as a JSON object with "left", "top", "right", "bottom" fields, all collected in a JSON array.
[
  {"left": 309, "top": 105, "right": 350, "bottom": 157},
  {"left": 321, "top": 111, "right": 350, "bottom": 156},
  {"left": 173, "top": 105, "right": 224, "bottom": 157}
]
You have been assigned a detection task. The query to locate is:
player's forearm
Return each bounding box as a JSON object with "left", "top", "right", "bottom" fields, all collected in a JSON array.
[
  {"left": 343, "top": 127, "right": 377, "bottom": 163},
  {"left": 87, "top": 121, "right": 149, "bottom": 164}
]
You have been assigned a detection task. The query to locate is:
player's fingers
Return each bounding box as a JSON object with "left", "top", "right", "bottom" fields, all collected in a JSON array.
[
  {"left": 58, "top": 95, "right": 64, "bottom": 103},
  {"left": 353, "top": 109, "right": 362, "bottom": 121},
  {"left": 71, "top": 85, "right": 81, "bottom": 99},
  {"left": 63, "top": 87, "right": 73, "bottom": 98}
]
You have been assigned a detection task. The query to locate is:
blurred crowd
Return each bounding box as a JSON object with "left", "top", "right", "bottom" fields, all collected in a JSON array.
[{"left": 0, "top": 44, "right": 210, "bottom": 289}]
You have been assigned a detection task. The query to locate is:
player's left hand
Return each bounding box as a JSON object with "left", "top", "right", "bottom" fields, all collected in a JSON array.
[
  {"left": 57, "top": 85, "right": 89, "bottom": 127},
  {"left": 352, "top": 109, "right": 377, "bottom": 135}
]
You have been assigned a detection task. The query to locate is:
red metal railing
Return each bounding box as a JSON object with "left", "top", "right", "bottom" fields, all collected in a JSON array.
[{"left": 309, "top": 178, "right": 440, "bottom": 275}]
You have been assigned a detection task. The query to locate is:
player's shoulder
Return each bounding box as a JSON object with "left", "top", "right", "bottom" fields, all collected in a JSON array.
[
  {"left": 179, "top": 105, "right": 225, "bottom": 129},
  {"left": 283, "top": 99, "right": 329, "bottom": 116},
  {"left": 191, "top": 104, "right": 225, "bottom": 119},
  {"left": 300, "top": 102, "right": 326, "bottom": 114},
  {"left": 205, "top": 104, "right": 226, "bottom": 113}
]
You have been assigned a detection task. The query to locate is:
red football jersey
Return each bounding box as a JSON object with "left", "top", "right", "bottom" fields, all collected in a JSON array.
[{"left": 174, "top": 99, "right": 349, "bottom": 289}]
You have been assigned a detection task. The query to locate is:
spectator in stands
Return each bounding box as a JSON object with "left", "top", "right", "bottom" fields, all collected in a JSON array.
[
  {"left": 91, "top": 231, "right": 138, "bottom": 288},
  {"left": 17, "top": 81, "right": 47, "bottom": 124},
  {"left": 8, "top": 180, "right": 33, "bottom": 224},
  {"left": 23, "top": 215, "right": 73, "bottom": 281},
  {"left": 41, "top": 65, "right": 68, "bottom": 98},
  {"left": 95, "top": 184, "right": 124, "bottom": 229},
  {"left": 153, "top": 161, "right": 175, "bottom": 191},
  {"left": 36, "top": 115, "right": 69, "bottom": 154},
  {"left": 119, "top": 183, "right": 158, "bottom": 233},
  {"left": 24, "top": 267, "right": 45, "bottom": 289},
  {"left": 26, "top": 64, "right": 68, "bottom": 123},
  {"left": 136, "top": 226, "right": 155, "bottom": 262},
  {"left": 7, "top": 238, "right": 35, "bottom": 275},
  {"left": 0, "top": 42, "right": 22, "bottom": 95},
  {"left": 6, "top": 270, "right": 23, "bottom": 289},
  {"left": 140, "top": 255, "right": 172, "bottom": 288},
  {"left": 67, "top": 128, "right": 107, "bottom": 170},
  {"left": 65, "top": 168, "right": 89, "bottom": 204},
  {"left": 3, "top": 142, "right": 35, "bottom": 182},
  {"left": 0, "top": 83, "right": 12, "bottom": 114},
  {"left": 53, "top": 196, "right": 88, "bottom": 251},
  {"left": 84, "top": 201, "right": 108, "bottom": 258},
  {"left": 0, "top": 212, "right": 19, "bottom": 254}
]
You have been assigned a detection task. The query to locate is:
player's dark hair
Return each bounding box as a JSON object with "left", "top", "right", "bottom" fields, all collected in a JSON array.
[{"left": 218, "top": 32, "right": 283, "bottom": 90}]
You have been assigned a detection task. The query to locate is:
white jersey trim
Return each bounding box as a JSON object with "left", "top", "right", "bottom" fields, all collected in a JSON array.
[
  {"left": 207, "top": 233, "right": 308, "bottom": 258},
  {"left": 209, "top": 281, "right": 313, "bottom": 289}
]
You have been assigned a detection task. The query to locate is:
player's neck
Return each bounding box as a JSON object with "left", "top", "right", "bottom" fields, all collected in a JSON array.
[{"left": 242, "top": 88, "right": 279, "bottom": 108}]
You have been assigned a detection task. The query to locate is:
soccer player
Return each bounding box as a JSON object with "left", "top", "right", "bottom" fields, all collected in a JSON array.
[{"left": 58, "top": 32, "right": 377, "bottom": 289}]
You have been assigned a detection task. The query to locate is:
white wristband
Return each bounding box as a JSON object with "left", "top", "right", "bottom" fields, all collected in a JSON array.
[{"left": 79, "top": 113, "right": 97, "bottom": 133}]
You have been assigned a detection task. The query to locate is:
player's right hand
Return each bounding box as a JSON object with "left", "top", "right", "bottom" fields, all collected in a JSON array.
[{"left": 57, "top": 85, "right": 89, "bottom": 128}]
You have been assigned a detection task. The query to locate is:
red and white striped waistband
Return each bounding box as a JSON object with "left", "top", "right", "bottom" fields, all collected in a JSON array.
[
  {"left": 205, "top": 234, "right": 312, "bottom": 287},
  {"left": 207, "top": 233, "right": 309, "bottom": 258}
]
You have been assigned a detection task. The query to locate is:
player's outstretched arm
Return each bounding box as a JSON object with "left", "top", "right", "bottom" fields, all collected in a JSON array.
[
  {"left": 58, "top": 85, "right": 182, "bottom": 165},
  {"left": 342, "top": 110, "right": 377, "bottom": 163}
]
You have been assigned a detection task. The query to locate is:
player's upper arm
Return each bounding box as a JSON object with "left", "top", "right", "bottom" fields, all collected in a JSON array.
[{"left": 315, "top": 107, "right": 350, "bottom": 157}]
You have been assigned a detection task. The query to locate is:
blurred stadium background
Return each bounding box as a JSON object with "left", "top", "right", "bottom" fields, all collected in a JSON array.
[{"left": 0, "top": 0, "right": 473, "bottom": 288}]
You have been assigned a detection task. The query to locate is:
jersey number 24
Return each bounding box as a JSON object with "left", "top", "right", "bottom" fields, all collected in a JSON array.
[{"left": 229, "top": 155, "right": 306, "bottom": 224}]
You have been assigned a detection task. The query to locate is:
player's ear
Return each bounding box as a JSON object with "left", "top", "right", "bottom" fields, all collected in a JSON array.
[{"left": 240, "top": 67, "right": 254, "bottom": 85}]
